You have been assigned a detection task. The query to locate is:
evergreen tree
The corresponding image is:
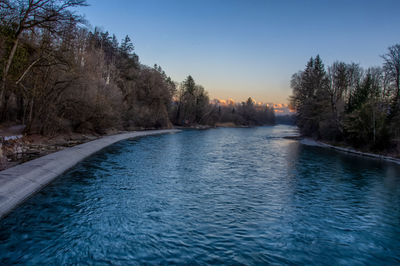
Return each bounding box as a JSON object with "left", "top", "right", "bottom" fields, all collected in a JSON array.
[
  {"left": 183, "top": 75, "right": 196, "bottom": 95},
  {"left": 120, "top": 35, "right": 134, "bottom": 55}
]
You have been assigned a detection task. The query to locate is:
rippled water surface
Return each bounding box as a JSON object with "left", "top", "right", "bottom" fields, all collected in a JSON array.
[{"left": 1, "top": 126, "right": 400, "bottom": 265}]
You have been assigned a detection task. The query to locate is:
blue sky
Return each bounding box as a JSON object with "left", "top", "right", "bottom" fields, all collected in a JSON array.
[{"left": 78, "top": 0, "right": 400, "bottom": 103}]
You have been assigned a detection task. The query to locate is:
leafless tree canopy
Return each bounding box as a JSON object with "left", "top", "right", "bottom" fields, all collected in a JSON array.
[
  {"left": 290, "top": 46, "right": 400, "bottom": 153},
  {"left": 0, "top": 1, "right": 274, "bottom": 135}
]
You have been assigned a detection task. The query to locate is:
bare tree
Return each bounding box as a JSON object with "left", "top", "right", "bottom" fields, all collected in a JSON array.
[
  {"left": 382, "top": 44, "right": 400, "bottom": 108},
  {"left": 0, "top": 0, "right": 86, "bottom": 117},
  {"left": 327, "top": 62, "right": 348, "bottom": 132}
]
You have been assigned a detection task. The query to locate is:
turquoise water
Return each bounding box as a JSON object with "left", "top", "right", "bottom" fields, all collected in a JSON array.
[{"left": 1, "top": 126, "right": 400, "bottom": 265}]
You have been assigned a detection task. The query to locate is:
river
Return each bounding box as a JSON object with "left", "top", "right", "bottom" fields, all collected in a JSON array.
[{"left": 1, "top": 125, "right": 399, "bottom": 265}]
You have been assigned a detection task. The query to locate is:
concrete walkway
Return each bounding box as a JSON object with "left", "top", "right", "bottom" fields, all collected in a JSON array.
[
  {"left": 300, "top": 138, "right": 400, "bottom": 165},
  {"left": 0, "top": 129, "right": 180, "bottom": 219}
]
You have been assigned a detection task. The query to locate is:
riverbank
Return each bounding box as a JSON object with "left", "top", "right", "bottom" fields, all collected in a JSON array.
[
  {"left": 0, "top": 125, "right": 176, "bottom": 171},
  {"left": 294, "top": 137, "right": 400, "bottom": 165},
  {"left": 0, "top": 123, "right": 246, "bottom": 171},
  {"left": 0, "top": 132, "right": 102, "bottom": 170},
  {"left": 0, "top": 129, "right": 180, "bottom": 219}
]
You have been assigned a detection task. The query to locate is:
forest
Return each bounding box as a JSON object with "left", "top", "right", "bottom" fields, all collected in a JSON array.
[
  {"left": 0, "top": 0, "right": 274, "bottom": 137},
  {"left": 290, "top": 46, "right": 400, "bottom": 154}
]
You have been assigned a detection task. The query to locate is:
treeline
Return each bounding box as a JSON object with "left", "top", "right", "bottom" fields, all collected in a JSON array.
[
  {"left": 0, "top": 0, "right": 176, "bottom": 134},
  {"left": 0, "top": 0, "right": 274, "bottom": 136},
  {"left": 170, "top": 75, "right": 275, "bottom": 126},
  {"left": 290, "top": 45, "right": 400, "bottom": 153},
  {"left": 210, "top": 98, "right": 275, "bottom": 127}
]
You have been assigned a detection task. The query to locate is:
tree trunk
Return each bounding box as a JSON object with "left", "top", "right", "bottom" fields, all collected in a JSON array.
[
  {"left": 396, "top": 69, "right": 400, "bottom": 108},
  {"left": 17, "top": 94, "right": 24, "bottom": 121},
  {"left": 0, "top": 38, "right": 20, "bottom": 107},
  {"left": 1, "top": 92, "right": 10, "bottom": 121},
  {"left": 29, "top": 98, "right": 34, "bottom": 125},
  {"left": 175, "top": 103, "right": 181, "bottom": 124}
]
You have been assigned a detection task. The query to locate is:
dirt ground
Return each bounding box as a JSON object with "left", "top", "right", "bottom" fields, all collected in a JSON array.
[{"left": 0, "top": 124, "right": 107, "bottom": 170}]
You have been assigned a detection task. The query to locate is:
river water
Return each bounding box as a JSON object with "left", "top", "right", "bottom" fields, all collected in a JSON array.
[{"left": 1, "top": 125, "right": 400, "bottom": 265}]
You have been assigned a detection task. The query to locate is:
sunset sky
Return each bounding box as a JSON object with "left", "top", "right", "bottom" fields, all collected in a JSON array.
[{"left": 79, "top": 0, "right": 400, "bottom": 104}]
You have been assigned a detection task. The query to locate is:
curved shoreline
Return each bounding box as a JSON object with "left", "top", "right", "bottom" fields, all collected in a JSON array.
[
  {"left": 0, "top": 129, "right": 180, "bottom": 219},
  {"left": 298, "top": 137, "right": 400, "bottom": 165}
]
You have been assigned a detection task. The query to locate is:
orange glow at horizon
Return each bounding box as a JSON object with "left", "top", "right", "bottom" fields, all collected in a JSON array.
[{"left": 211, "top": 98, "right": 294, "bottom": 115}]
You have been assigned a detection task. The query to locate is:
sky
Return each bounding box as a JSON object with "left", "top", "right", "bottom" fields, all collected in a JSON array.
[{"left": 78, "top": 0, "right": 400, "bottom": 104}]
